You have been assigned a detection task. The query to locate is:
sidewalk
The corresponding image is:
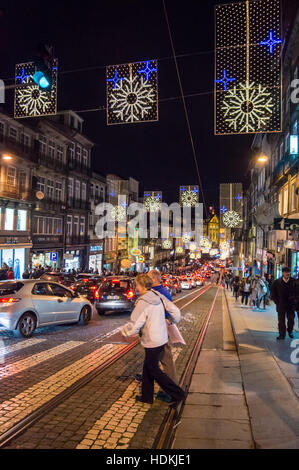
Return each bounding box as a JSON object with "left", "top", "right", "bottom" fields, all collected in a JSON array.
[
  {"left": 173, "top": 290, "right": 254, "bottom": 449},
  {"left": 226, "top": 289, "right": 299, "bottom": 449}
]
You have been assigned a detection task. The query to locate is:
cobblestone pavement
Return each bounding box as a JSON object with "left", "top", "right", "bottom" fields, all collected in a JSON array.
[{"left": 2, "top": 285, "right": 219, "bottom": 449}]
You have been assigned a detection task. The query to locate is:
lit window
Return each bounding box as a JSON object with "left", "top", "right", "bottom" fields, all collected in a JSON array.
[
  {"left": 5, "top": 208, "right": 14, "bottom": 230},
  {"left": 7, "top": 166, "right": 16, "bottom": 186},
  {"left": 17, "top": 210, "right": 27, "bottom": 231}
]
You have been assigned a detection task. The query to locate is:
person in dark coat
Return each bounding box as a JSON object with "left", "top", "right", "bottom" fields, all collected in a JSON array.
[{"left": 270, "top": 267, "right": 297, "bottom": 340}]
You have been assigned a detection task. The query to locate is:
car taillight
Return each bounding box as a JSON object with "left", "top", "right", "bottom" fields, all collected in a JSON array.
[
  {"left": 70, "top": 285, "right": 76, "bottom": 290},
  {"left": 127, "top": 290, "right": 134, "bottom": 300},
  {"left": 89, "top": 286, "right": 97, "bottom": 290},
  {"left": 0, "top": 297, "right": 20, "bottom": 303},
  {"left": 164, "top": 281, "right": 169, "bottom": 286},
  {"left": 82, "top": 278, "right": 89, "bottom": 282},
  {"left": 94, "top": 290, "right": 100, "bottom": 300}
]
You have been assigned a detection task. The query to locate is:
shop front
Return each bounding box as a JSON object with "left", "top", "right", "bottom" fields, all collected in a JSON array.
[
  {"left": 0, "top": 242, "right": 31, "bottom": 279},
  {"left": 64, "top": 249, "right": 86, "bottom": 272},
  {"left": 31, "top": 235, "right": 64, "bottom": 269},
  {"left": 88, "top": 244, "right": 103, "bottom": 274}
]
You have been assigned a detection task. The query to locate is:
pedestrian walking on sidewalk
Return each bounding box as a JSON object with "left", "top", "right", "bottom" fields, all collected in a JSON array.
[
  {"left": 240, "top": 277, "right": 251, "bottom": 306},
  {"left": 232, "top": 276, "right": 240, "bottom": 300},
  {"left": 251, "top": 275, "right": 260, "bottom": 308},
  {"left": 255, "top": 277, "right": 267, "bottom": 310},
  {"left": 121, "top": 274, "right": 185, "bottom": 406},
  {"left": 270, "top": 267, "right": 297, "bottom": 340}
]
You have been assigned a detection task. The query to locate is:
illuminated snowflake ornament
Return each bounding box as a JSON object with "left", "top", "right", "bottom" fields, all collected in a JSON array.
[
  {"left": 143, "top": 191, "right": 162, "bottom": 212},
  {"left": 222, "top": 82, "right": 274, "bottom": 133},
  {"left": 223, "top": 210, "right": 242, "bottom": 228},
  {"left": 14, "top": 60, "right": 58, "bottom": 118},
  {"left": 182, "top": 234, "right": 191, "bottom": 244},
  {"left": 107, "top": 60, "right": 158, "bottom": 125},
  {"left": 176, "top": 246, "right": 184, "bottom": 254},
  {"left": 162, "top": 239, "right": 172, "bottom": 249},
  {"left": 180, "top": 185, "right": 199, "bottom": 207}
]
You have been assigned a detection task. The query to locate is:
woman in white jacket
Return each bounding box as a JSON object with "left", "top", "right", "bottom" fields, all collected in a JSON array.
[{"left": 121, "top": 274, "right": 185, "bottom": 405}]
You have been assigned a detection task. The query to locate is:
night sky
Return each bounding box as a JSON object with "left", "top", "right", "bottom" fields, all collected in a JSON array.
[{"left": 1, "top": 0, "right": 253, "bottom": 211}]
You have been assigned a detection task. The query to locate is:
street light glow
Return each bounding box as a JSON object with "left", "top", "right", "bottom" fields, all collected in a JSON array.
[
  {"left": 2, "top": 154, "right": 12, "bottom": 160},
  {"left": 257, "top": 155, "right": 269, "bottom": 164}
]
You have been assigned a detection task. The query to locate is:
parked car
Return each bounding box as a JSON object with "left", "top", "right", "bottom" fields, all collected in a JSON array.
[
  {"left": 180, "top": 277, "right": 192, "bottom": 289},
  {"left": 40, "top": 272, "right": 77, "bottom": 287},
  {"left": 71, "top": 278, "right": 102, "bottom": 302},
  {"left": 95, "top": 278, "right": 136, "bottom": 315},
  {"left": 0, "top": 280, "right": 92, "bottom": 338},
  {"left": 196, "top": 277, "right": 204, "bottom": 286}
]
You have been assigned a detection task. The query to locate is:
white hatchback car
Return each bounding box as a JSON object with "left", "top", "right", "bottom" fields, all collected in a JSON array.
[
  {"left": 0, "top": 280, "right": 92, "bottom": 338},
  {"left": 180, "top": 278, "right": 192, "bottom": 289}
]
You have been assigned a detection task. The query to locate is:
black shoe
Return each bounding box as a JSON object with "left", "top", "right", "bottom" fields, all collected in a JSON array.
[
  {"left": 135, "top": 373, "right": 143, "bottom": 383},
  {"left": 169, "top": 393, "right": 186, "bottom": 408},
  {"left": 288, "top": 332, "right": 294, "bottom": 339},
  {"left": 276, "top": 335, "right": 285, "bottom": 340},
  {"left": 135, "top": 395, "right": 153, "bottom": 405},
  {"left": 156, "top": 391, "right": 172, "bottom": 403}
]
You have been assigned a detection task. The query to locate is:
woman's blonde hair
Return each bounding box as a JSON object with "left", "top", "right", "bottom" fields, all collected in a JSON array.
[{"left": 135, "top": 273, "right": 153, "bottom": 290}]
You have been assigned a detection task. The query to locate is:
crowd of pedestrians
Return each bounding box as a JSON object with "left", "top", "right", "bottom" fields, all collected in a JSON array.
[{"left": 223, "top": 267, "right": 299, "bottom": 341}]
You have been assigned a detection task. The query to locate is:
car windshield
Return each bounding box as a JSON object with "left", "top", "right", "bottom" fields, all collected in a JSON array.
[
  {"left": 0, "top": 282, "right": 24, "bottom": 295},
  {"left": 101, "top": 280, "right": 130, "bottom": 292}
]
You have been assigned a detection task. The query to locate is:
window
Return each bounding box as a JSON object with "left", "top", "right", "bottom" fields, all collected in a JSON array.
[
  {"left": 291, "top": 182, "right": 297, "bottom": 211},
  {"left": 19, "top": 171, "right": 27, "bottom": 190},
  {"left": 5, "top": 208, "right": 14, "bottom": 230},
  {"left": 7, "top": 166, "right": 16, "bottom": 186},
  {"left": 17, "top": 210, "right": 27, "bottom": 231},
  {"left": 90, "top": 183, "right": 95, "bottom": 198},
  {"left": 32, "top": 283, "right": 50, "bottom": 296},
  {"left": 76, "top": 145, "right": 82, "bottom": 163},
  {"left": 55, "top": 181, "right": 62, "bottom": 201},
  {"left": 82, "top": 149, "right": 88, "bottom": 167},
  {"left": 69, "top": 143, "right": 75, "bottom": 163},
  {"left": 38, "top": 217, "right": 44, "bottom": 233},
  {"left": 74, "top": 216, "right": 79, "bottom": 235},
  {"left": 47, "top": 179, "right": 54, "bottom": 199},
  {"left": 67, "top": 215, "right": 72, "bottom": 236},
  {"left": 57, "top": 218, "right": 62, "bottom": 234},
  {"left": 82, "top": 182, "right": 86, "bottom": 201},
  {"left": 283, "top": 187, "right": 288, "bottom": 215},
  {"left": 48, "top": 140, "right": 55, "bottom": 159},
  {"left": 37, "top": 176, "right": 45, "bottom": 193},
  {"left": 75, "top": 180, "right": 80, "bottom": 199},
  {"left": 57, "top": 145, "right": 63, "bottom": 162},
  {"left": 68, "top": 178, "right": 73, "bottom": 198},
  {"left": 9, "top": 127, "right": 17, "bottom": 142},
  {"left": 80, "top": 216, "right": 85, "bottom": 235},
  {"left": 21, "top": 133, "right": 31, "bottom": 148},
  {"left": 0, "top": 121, "right": 4, "bottom": 136},
  {"left": 39, "top": 135, "right": 46, "bottom": 155},
  {"left": 48, "top": 283, "right": 71, "bottom": 298}
]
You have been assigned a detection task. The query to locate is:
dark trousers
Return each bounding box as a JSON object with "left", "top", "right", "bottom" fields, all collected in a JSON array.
[
  {"left": 233, "top": 286, "right": 239, "bottom": 299},
  {"left": 277, "top": 309, "right": 295, "bottom": 337},
  {"left": 241, "top": 292, "right": 250, "bottom": 305},
  {"left": 141, "top": 345, "right": 185, "bottom": 403}
]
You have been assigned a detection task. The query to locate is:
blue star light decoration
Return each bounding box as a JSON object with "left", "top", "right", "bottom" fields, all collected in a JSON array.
[
  {"left": 235, "top": 194, "right": 243, "bottom": 202},
  {"left": 215, "top": 69, "right": 236, "bottom": 91},
  {"left": 16, "top": 67, "right": 31, "bottom": 84},
  {"left": 138, "top": 60, "right": 157, "bottom": 81},
  {"left": 107, "top": 70, "right": 124, "bottom": 89},
  {"left": 220, "top": 206, "right": 228, "bottom": 214},
  {"left": 260, "top": 31, "right": 282, "bottom": 53}
]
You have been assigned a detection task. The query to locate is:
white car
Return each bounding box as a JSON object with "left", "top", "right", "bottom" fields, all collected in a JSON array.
[
  {"left": 180, "top": 278, "right": 192, "bottom": 289},
  {"left": 0, "top": 280, "right": 92, "bottom": 338}
]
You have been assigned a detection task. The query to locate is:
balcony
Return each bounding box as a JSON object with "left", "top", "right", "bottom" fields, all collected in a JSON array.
[
  {"left": 37, "top": 153, "right": 67, "bottom": 173},
  {"left": 0, "top": 134, "right": 37, "bottom": 164},
  {"left": 67, "top": 197, "right": 90, "bottom": 210},
  {"left": 66, "top": 235, "right": 89, "bottom": 246},
  {"left": 0, "top": 183, "right": 35, "bottom": 202},
  {"left": 67, "top": 158, "right": 91, "bottom": 176},
  {"left": 272, "top": 154, "right": 299, "bottom": 185}
]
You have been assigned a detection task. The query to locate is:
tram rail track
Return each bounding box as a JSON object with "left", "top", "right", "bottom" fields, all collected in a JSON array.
[{"left": 0, "top": 284, "right": 211, "bottom": 449}]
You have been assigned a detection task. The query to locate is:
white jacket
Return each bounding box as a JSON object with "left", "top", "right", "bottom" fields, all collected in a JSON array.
[{"left": 121, "top": 289, "right": 181, "bottom": 348}]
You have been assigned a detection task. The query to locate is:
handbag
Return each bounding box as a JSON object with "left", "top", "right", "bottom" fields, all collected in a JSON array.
[{"left": 167, "top": 321, "right": 186, "bottom": 346}]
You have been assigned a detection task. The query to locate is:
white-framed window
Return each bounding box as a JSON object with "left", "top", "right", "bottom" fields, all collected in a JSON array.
[
  {"left": 82, "top": 149, "right": 88, "bottom": 167},
  {"left": 68, "top": 178, "right": 73, "bottom": 198},
  {"left": 90, "top": 183, "right": 95, "bottom": 198},
  {"left": 75, "top": 180, "right": 80, "bottom": 199},
  {"left": 21, "top": 133, "right": 31, "bottom": 148},
  {"left": 291, "top": 182, "right": 297, "bottom": 211},
  {"left": 283, "top": 187, "right": 288, "bottom": 214},
  {"left": 7, "top": 166, "right": 16, "bottom": 186},
  {"left": 5, "top": 208, "right": 14, "bottom": 230},
  {"left": 55, "top": 181, "right": 62, "bottom": 201},
  {"left": 82, "top": 182, "right": 86, "bottom": 201},
  {"left": 76, "top": 145, "right": 82, "bottom": 163},
  {"left": 69, "top": 143, "right": 75, "bottom": 162},
  {"left": 57, "top": 145, "right": 63, "bottom": 162},
  {"left": 80, "top": 216, "right": 85, "bottom": 235},
  {"left": 67, "top": 215, "right": 72, "bottom": 236},
  {"left": 9, "top": 127, "right": 17, "bottom": 142},
  {"left": 19, "top": 171, "right": 27, "bottom": 190},
  {"left": 47, "top": 179, "right": 54, "bottom": 199},
  {"left": 39, "top": 135, "right": 47, "bottom": 155},
  {"left": 100, "top": 187, "right": 104, "bottom": 200},
  {"left": 48, "top": 140, "right": 56, "bottom": 159},
  {"left": 17, "top": 210, "right": 27, "bottom": 231},
  {"left": 37, "top": 176, "right": 45, "bottom": 193},
  {"left": 74, "top": 216, "right": 79, "bottom": 236}
]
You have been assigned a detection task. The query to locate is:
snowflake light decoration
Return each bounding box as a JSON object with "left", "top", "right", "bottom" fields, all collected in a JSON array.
[
  {"left": 220, "top": 241, "right": 230, "bottom": 251},
  {"left": 176, "top": 247, "right": 184, "bottom": 254},
  {"left": 222, "top": 82, "right": 274, "bottom": 134},
  {"left": 189, "top": 242, "right": 197, "bottom": 251},
  {"left": 14, "top": 60, "right": 58, "bottom": 118},
  {"left": 162, "top": 239, "right": 172, "bottom": 249},
  {"left": 200, "top": 237, "right": 210, "bottom": 247},
  {"left": 110, "top": 206, "right": 127, "bottom": 222},
  {"left": 223, "top": 210, "right": 242, "bottom": 228},
  {"left": 180, "top": 185, "right": 199, "bottom": 207},
  {"left": 182, "top": 234, "right": 191, "bottom": 243},
  {"left": 143, "top": 191, "right": 162, "bottom": 212},
  {"left": 107, "top": 60, "right": 158, "bottom": 125}
]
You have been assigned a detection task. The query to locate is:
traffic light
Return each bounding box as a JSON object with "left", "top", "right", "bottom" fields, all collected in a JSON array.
[{"left": 32, "top": 43, "right": 54, "bottom": 89}]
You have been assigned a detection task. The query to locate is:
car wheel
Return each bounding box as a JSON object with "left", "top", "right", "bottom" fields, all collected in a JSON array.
[
  {"left": 78, "top": 305, "right": 91, "bottom": 325},
  {"left": 15, "top": 313, "right": 37, "bottom": 338}
]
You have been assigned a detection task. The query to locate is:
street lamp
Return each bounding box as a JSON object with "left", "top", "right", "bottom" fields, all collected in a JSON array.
[
  {"left": 2, "top": 154, "right": 12, "bottom": 160},
  {"left": 256, "top": 154, "right": 269, "bottom": 165}
]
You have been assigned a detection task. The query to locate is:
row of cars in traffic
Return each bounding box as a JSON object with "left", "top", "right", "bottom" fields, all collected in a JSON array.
[{"left": 0, "top": 267, "right": 212, "bottom": 339}]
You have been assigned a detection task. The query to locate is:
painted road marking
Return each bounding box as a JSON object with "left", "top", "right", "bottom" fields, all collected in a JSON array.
[
  {"left": 0, "top": 343, "right": 125, "bottom": 435},
  {"left": 0, "top": 341, "right": 84, "bottom": 379},
  {"left": 0, "top": 338, "right": 46, "bottom": 358}
]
